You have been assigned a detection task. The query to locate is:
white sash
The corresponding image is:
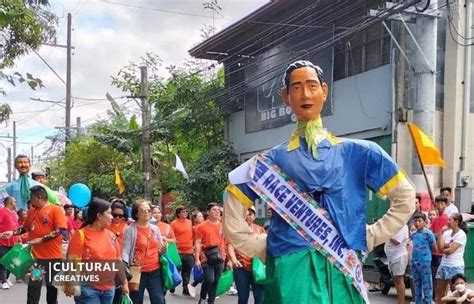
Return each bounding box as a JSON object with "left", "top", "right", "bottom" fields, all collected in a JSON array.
[{"left": 248, "top": 155, "right": 369, "bottom": 303}]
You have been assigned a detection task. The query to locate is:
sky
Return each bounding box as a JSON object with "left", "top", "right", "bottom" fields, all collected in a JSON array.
[{"left": 0, "top": 0, "right": 267, "bottom": 182}]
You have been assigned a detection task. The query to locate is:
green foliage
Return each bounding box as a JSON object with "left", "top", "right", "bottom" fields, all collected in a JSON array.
[
  {"left": 0, "top": 103, "right": 12, "bottom": 123},
  {"left": 0, "top": 0, "right": 57, "bottom": 68},
  {"left": 47, "top": 138, "right": 134, "bottom": 200},
  {"left": 180, "top": 144, "right": 239, "bottom": 210}
]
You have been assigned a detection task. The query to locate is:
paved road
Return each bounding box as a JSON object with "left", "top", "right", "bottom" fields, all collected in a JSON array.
[
  {"left": 5, "top": 279, "right": 470, "bottom": 303},
  {"left": 0, "top": 280, "right": 407, "bottom": 303}
]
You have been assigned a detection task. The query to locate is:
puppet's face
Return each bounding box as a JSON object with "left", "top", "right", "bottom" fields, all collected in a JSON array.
[
  {"left": 282, "top": 67, "right": 328, "bottom": 122},
  {"left": 15, "top": 157, "right": 31, "bottom": 175}
]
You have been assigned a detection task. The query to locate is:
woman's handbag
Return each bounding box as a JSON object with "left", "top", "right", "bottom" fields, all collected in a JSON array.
[
  {"left": 252, "top": 257, "right": 267, "bottom": 284},
  {"left": 160, "top": 255, "right": 182, "bottom": 290},
  {"left": 204, "top": 246, "right": 222, "bottom": 266},
  {"left": 127, "top": 265, "right": 142, "bottom": 292}
]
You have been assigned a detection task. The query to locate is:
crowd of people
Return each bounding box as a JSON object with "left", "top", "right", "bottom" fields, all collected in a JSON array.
[{"left": 384, "top": 187, "right": 472, "bottom": 304}]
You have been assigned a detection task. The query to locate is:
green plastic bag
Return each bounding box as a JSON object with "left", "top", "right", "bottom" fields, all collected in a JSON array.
[
  {"left": 216, "top": 269, "right": 233, "bottom": 297},
  {"left": 120, "top": 294, "right": 132, "bottom": 304},
  {"left": 165, "top": 242, "right": 181, "bottom": 268},
  {"left": 252, "top": 257, "right": 267, "bottom": 284},
  {"left": 0, "top": 243, "right": 35, "bottom": 278},
  {"left": 160, "top": 255, "right": 182, "bottom": 290}
]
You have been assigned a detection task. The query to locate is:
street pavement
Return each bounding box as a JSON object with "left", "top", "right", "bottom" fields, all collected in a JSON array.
[
  {"left": 2, "top": 279, "right": 473, "bottom": 303},
  {"left": 0, "top": 281, "right": 408, "bottom": 303}
]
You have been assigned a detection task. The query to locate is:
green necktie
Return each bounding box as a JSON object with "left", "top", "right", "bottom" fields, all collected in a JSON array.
[{"left": 19, "top": 175, "right": 30, "bottom": 204}]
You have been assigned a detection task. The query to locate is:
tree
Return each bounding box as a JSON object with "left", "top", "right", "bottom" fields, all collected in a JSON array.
[
  {"left": 0, "top": 0, "right": 57, "bottom": 94},
  {"left": 179, "top": 143, "right": 240, "bottom": 210},
  {"left": 47, "top": 138, "right": 141, "bottom": 200}
]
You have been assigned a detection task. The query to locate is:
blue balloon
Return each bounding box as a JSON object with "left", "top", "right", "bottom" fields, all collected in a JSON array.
[{"left": 68, "top": 183, "right": 91, "bottom": 208}]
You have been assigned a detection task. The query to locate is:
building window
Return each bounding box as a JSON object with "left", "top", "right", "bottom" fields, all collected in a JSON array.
[{"left": 333, "top": 23, "right": 391, "bottom": 81}]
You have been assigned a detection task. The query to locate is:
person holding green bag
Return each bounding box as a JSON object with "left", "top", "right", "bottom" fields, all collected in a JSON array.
[
  {"left": 122, "top": 199, "right": 166, "bottom": 304},
  {"left": 228, "top": 207, "right": 266, "bottom": 304},
  {"left": 1, "top": 185, "right": 68, "bottom": 304}
]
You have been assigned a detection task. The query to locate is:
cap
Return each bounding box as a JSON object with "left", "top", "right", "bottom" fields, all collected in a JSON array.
[
  {"left": 31, "top": 171, "right": 46, "bottom": 177},
  {"left": 248, "top": 205, "right": 256, "bottom": 214}
]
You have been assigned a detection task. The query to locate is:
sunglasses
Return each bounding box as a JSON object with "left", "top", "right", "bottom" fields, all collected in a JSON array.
[
  {"left": 112, "top": 213, "right": 124, "bottom": 218},
  {"left": 181, "top": 210, "right": 188, "bottom": 213},
  {"left": 140, "top": 209, "right": 151, "bottom": 213}
]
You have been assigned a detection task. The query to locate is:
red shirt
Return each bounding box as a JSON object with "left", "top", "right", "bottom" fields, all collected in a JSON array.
[
  {"left": 430, "top": 213, "right": 449, "bottom": 256},
  {"left": 0, "top": 207, "right": 19, "bottom": 247}
]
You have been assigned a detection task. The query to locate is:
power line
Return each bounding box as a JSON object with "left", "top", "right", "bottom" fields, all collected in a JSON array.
[{"left": 97, "top": 0, "right": 220, "bottom": 19}]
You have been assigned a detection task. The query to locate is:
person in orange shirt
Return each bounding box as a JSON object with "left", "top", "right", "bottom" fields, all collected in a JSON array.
[
  {"left": 152, "top": 206, "right": 175, "bottom": 242},
  {"left": 170, "top": 205, "right": 194, "bottom": 296},
  {"left": 122, "top": 199, "right": 165, "bottom": 304},
  {"left": 17, "top": 208, "right": 29, "bottom": 244},
  {"left": 228, "top": 207, "right": 266, "bottom": 304},
  {"left": 109, "top": 199, "right": 129, "bottom": 252},
  {"left": 195, "top": 203, "right": 226, "bottom": 304},
  {"left": 0, "top": 185, "right": 68, "bottom": 304},
  {"left": 65, "top": 198, "right": 128, "bottom": 303}
]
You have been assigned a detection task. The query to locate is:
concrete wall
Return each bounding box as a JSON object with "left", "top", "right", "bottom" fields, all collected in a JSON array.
[{"left": 227, "top": 64, "right": 393, "bottom": 159}]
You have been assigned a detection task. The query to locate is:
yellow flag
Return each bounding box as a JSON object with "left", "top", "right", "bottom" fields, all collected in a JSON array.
[
  {"left": 115, "top": 166, "right": 125, "bottom": 194},
  {"left": 407, "top": 123, "right": 445, "bottom": 167}
]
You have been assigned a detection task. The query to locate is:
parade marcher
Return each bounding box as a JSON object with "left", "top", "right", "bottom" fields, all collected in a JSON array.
[
  {"left": 108, "top": 199, "right": 130, "bottom": 304},
  {"left": 152, "top": 206, "right": 175, "bottom": 243},
  {"left": 384, "top": 224, "right": 409, "bottom": 304},
  {"left": 122, "top": 199, "right": 165, "bottom": 304},
  {"left": 0, "top": 196, "right": 19, "bottom": 289},
  {"left": 0, "top": 185, "right": 68, "bottom": 304},
  {"left": 65, "top": 198, "right": 129, "bottom": 304},
  {"left": 17, "top": 208, "right": 29, "bottom": 244},
  {"left": 170, "top": 206, "right": 194, "bottom": 296},
  {"left": 411, "top": 212, "right": 437, "bottom": 304},
  {"left": 64, "top": 203, "right": 74, "bottom": 221},
  {"left": 187, "top": 210, "right": 206, "bottom": 297},
  {"left": 228, "top": 207, "right": 266, "bottom": 304},
  {"left": 435, "top": 213, "right": 468, "bottom": 304},
  {"left": 109, "top": 199, "right": 129, "bottom": 251},
  {"left": 31, "top": 171, "right": 48, "bottom": 185},
  {"left": 223, "top": 60, "right": 415, "bottom": 304},
  {"left": 440, "top": 187, "right": 459, "bottom": 217},
  {"left": 68, "top": 209, "right": 83, "bottom": 234},
  {"left": 195, "top": 203, "right": 226, "bottom": 304}
]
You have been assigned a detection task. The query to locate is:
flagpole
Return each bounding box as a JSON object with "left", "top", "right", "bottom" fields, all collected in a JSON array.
[{"left": 407, "top": 125, "right": 436, "bottom": 209}]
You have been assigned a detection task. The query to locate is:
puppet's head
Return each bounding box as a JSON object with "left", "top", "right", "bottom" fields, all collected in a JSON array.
[{"left": 282, "top": 60, "right": 328, "bottom": 122}]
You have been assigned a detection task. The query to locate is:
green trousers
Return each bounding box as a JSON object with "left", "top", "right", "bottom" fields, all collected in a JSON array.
[{"left": 264, "top": 248, "right": 364, "bottom": 304}]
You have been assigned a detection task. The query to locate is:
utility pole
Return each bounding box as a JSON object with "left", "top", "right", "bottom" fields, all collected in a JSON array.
[
  {"left": 141, "top": 66, "right": 152, "bottom": 201},
  {"left": 31, "top": 146, "right": 34, "bottom": 165},
  {"left": 65, "top": 13, "right": 72, "bottom": 146},
  {"left": 76, "top": 117, "right": 81, "bottom": 136},
  {"left": 12, "top": 121, "right": 16, "bottom": 180},
  {"left": 6, "top": 148, "right": 11, "bottom": 182}
]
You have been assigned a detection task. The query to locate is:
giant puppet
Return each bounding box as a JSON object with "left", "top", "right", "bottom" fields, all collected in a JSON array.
[{"left": 223, "top": 60, "right": 415, "bottom": 303}]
